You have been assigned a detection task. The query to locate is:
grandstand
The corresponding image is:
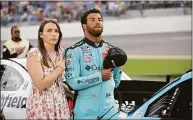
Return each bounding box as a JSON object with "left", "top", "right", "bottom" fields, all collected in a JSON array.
[{"left": 1, "top": 1, "right": 192, "bottom": 27}]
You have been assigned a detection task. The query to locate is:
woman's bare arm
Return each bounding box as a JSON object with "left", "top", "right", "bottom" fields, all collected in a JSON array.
[{"left": 27, "top": 54, "right": 63, "bottom": 90}]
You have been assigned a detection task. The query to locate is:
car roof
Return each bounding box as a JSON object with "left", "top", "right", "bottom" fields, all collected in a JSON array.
[
  {"left": 10, "top": 58, "right": 27, "bottom": 68},
  {"left": 151, "top": 71, "right": 192, "bottom": 98}
]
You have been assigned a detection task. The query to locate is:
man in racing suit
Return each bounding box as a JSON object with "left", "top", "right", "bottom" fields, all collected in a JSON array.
[{"left": 65, "top": 9, "right": 122, "bottom": 119}]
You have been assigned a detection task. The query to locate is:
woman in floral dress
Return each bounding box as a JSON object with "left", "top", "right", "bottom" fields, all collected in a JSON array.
[{"left": 26, "top": 18, "right": 73, "bottom": 119}]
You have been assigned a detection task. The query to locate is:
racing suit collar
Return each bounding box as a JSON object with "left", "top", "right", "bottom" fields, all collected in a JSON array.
[{"left": 84, "top": 37, "right": 104, "bottom": 48}]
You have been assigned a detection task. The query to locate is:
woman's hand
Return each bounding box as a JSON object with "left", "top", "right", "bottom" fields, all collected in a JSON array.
[
  {"left": 62, "top": 82, "right": 75, "bottom": 98},
  {"left": 56, "top": 55, "right": 64, "bottom": 73},
  {"left": 69, "top": 90, "right": 75, "bottom": 99}
]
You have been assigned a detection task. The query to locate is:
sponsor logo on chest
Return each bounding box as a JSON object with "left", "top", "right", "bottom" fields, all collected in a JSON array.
[
  {"left": 85, "top": 65, "right": 101, "bottom": 71},
  {"left": 81, "top": 46, "right": 91, "bottom": 53},
  {"left": 84, "top": 57, "right": 92, "bottom": 62}
]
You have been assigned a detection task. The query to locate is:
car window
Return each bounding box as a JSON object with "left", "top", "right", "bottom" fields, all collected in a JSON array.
[
  {"left": 169, "top": 79, "right": 191, "bottom": 120},
  {"left": 144, "top": 79, "right": 191, "bottom": 119},
  {"left": 1, "top": 65, "right": 24, "bottom": 91}
]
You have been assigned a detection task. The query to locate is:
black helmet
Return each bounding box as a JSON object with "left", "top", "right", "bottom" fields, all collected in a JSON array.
[{"left": 103, "top": 47, "right": 127, "bottom": 69}]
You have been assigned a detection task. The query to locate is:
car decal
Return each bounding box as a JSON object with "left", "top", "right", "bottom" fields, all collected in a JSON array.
[{"left": 1, "top": 94, "right": 27, "bottom": 109}]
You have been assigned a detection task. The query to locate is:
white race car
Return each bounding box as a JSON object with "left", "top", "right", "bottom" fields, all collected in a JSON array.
[{"left": 0, "top": 58, "right": 132, "bottom": 119}]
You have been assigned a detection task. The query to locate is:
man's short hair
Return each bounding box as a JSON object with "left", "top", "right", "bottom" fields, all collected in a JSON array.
[
  {"left": 11, "top": 25, "right": 18, "bottom": 33},
  {"left": 81, "top": 8, "right": 103, "bottom": 25}
]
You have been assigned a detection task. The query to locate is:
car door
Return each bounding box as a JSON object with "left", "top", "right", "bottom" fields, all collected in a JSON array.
[{"left": 1, "top": 59, "right": 32, "bottom": 119}]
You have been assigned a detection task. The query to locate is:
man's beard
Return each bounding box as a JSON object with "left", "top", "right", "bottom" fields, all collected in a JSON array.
[
  {"left": 12, "top": 36, "right": 21, "bottom": 42},
  {"left": 87, "top": 26, "right": 103, "bottom": 37}
]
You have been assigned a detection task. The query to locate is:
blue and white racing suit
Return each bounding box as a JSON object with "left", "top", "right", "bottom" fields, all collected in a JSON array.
[{"left": 64, "top": 37, "right": 122, "bottom": 119}]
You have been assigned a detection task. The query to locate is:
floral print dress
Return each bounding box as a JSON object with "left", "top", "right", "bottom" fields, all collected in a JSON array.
[{"left": 26, "top": 48, "right": 70, "bottom": 119}]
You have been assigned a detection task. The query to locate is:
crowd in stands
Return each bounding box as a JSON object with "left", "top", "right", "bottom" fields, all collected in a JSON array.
[
  {"left": 1, "top": 1, "right": 126, "bottom": 26},
  {"left": 1, "top": 1, "right": 192, "bottom": 26}
]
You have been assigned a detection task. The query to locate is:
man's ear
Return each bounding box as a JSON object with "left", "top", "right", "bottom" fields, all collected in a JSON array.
[{"left": 82, "top": 24, "right": 87, "bottom": 30}]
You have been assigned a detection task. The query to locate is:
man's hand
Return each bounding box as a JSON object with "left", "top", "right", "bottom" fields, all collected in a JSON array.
[{"left": 101, "top": 68, "right": 113, "bottom": 81}]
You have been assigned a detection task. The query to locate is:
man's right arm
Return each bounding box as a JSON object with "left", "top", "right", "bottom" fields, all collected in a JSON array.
[
  {"left": 2, "top": 46, "right": 17, "bottom": 58},
  {"left": 65, "top": 48, "right": 103, "bottom": 91}
]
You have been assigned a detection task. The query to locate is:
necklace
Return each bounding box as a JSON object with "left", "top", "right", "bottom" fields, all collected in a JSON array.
[
  {"left": 47, "top": 51, "right": 57, "bottom": 66},
  {"left": 47, "top": 52, "right": 60, "bottom": 87}
]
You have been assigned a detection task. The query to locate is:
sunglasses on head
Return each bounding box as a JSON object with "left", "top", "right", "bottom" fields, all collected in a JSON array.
[{"left": 43, "top": 18, "right": 58, "bottom": 22}]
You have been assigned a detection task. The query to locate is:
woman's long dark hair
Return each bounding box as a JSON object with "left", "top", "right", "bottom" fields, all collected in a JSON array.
[{"left": 38, "top": 19, "right": 63, "bottom": 67}]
